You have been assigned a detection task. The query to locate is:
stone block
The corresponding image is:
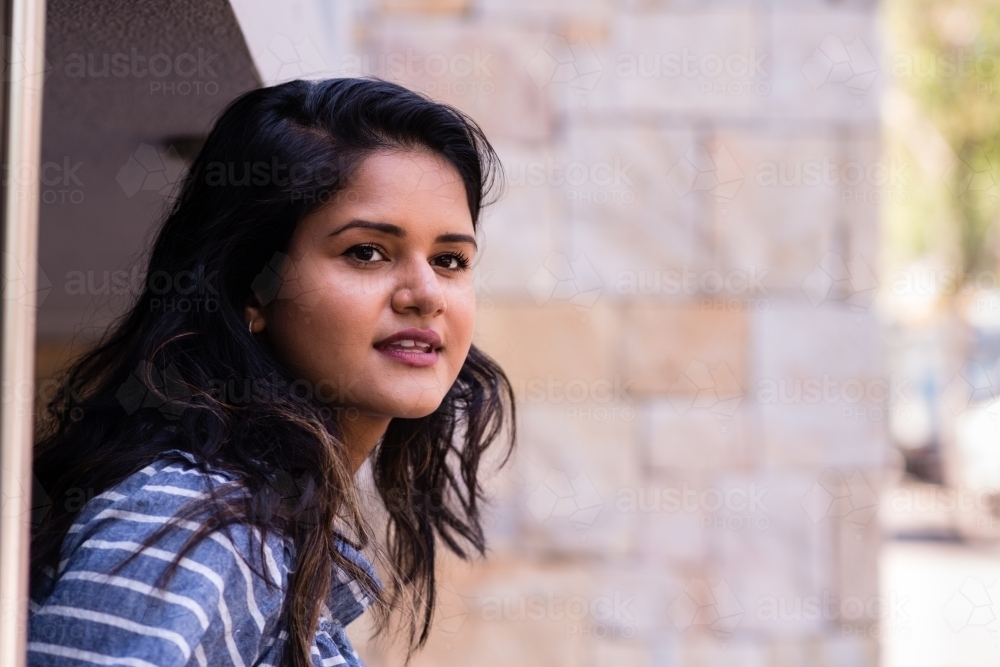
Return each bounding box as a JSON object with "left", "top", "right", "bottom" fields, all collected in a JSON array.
[
  {"left": 645, "top": 402, "right": 754, "bottom": 470},
  {"left": 752, "top": 303, "right": 882, "bottom": 386},
  {"left": 832, "top": 473, "right": 882, "bottom": 624},
  {"left": 841, "top": 131, "right": 888, "bottom": 268},
  {"left": 768, "top": 9, "right": 882, "bottom": 122},
  {"left": 326, "top": 6, "right": 888, "bottom": 667},
  {"left": 674, "top": 636, "right": 769, "bottom": 667},
  {"left": 711, "top": 471, "right": 833, "bottom": 637},
  {"left": 478, "top": 0, "right": 611, "bottom": 22},
  {"left": 513, "top": 403, "right": 640, "bottom": 556},
  {"left": 377, "top": 0, "right": 469, "bottom": 13},
  {"left": 473, "top": 301, "right": 623, "bottom": 398},
  {"left": 475, "top": 141, "right": 563, "bottom": 300},
  {"left": 760, "top": 403, "right": 888, "bottom": 469},
  {"left": 751, "top": 303, "right": 889, "bottom": 470},
  {"left": 635, "top": 506, "right": 706, "bottom": 566},
  {"left": 593, "top": 9, "right": 770, "bottom": 117},
  {"left": 398, "top": 556, "right": 674, "bottom": 666},
  {"left": 356, "top": 24, "right": 553, "bottom": 142},
  {"left": 623, "top": 301, "right": 747, "bottom": 396},
  {"left": 564, "top": 123, "right": 707, "bottom": 296},
  {"left": 589, "top": 640, "right": 650, "bottom": 667},
  {"left": 709, "top": 129, "right": 845, "bottom": 294},
  {"left": 709, "top": 471, "right": 775, "bottom": 540}
]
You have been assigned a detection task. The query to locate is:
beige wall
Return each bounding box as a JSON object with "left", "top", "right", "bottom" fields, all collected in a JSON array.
[{"left": 340, "top": 1, "right": 888, "bottom": 666}]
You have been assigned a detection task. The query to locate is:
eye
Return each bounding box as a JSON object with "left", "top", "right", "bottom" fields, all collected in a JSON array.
[
  {"left": 345, "top": 243, "right": 387, "bottom": 265},
  {"left": 432, "top": 251, "right": 470, "bottom": 271}
]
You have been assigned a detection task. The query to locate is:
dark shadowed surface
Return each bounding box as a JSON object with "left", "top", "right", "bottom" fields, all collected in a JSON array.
[{"left": 38, "top": 0, "right": 259, "bottom": 340}]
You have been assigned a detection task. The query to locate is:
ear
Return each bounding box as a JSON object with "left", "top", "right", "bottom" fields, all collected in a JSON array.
[{"left": 245, "top": 294, "right": 267, "bottom": 334}]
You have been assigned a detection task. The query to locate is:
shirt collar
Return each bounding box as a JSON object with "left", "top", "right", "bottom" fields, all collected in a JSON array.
[
  {"left": 160, "top": 449, "right": 381, "bottom": 625},
  {"left": 327, "top": 536, "right": 381, "bottom": 626}
]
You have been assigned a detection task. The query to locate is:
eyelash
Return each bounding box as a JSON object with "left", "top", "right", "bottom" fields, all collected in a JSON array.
[
  {"left": 435, "top": 250, "right": 470, "bottom": 271},
  {"left": 344, "top": 243, "right": 386, "bottom": 265},
  {"left": 344, "top": 243, "right": 471, "bottom": 271}
]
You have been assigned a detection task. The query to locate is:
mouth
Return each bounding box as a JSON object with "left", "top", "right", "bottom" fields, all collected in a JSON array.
[{"left": 373, "top": 328, "right": 442, "bottom": 368}]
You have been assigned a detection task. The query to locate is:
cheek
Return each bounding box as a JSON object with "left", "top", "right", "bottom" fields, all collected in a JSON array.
[
  {"left": 284, "top": 258, "right": 377, "bottom": 329},
  {"left": 304, "top": 280, "right": 384, "bottom": 350},
  {"left": 267, "top": 268, "right": 382, "bottom": 374},
  {"left": 446, "top": 283, "right": 477, "bottom": 357}
]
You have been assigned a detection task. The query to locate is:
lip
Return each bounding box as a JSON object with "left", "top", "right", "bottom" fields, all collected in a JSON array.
[{"left": 373, "top": 327, "right": 442, "bottom": 368}]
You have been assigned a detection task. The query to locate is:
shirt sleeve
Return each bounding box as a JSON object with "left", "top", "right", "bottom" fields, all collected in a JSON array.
[
  {"left": 28, "top": 463, "right": 288, "bottom": 667},
  {"left": 312, "top": 617, "right": 366, "bottom": 667}
]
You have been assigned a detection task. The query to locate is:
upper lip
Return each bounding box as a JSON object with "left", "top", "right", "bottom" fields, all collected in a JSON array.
[{"left": 374, "top": 327, "right": 442, "bottom": 350}]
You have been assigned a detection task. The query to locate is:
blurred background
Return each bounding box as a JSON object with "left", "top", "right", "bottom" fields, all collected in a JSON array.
[{"left": 27, "top": 0, "right": 1000, "bottom": 665}]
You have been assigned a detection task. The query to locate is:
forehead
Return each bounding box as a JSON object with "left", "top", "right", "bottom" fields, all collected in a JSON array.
[
  {"left": 290, "top": 148, "right": 475, "bottom": 248},
  {"left": 339, "top": 148, "right": 472, "bottom": 225}
]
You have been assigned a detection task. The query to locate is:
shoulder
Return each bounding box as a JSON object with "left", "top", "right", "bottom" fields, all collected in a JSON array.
[
  {"left": 61, "top": 449, "right": 237, "bottom": 538},
  {"left": 62, "top": 449, "right": 292, "bottom": 585},
  {"left": 60, "top": 449, "right": 289, "bottom": 577},
  {"left": 29, "top": 450, "right": 296, "bottom": 666}
]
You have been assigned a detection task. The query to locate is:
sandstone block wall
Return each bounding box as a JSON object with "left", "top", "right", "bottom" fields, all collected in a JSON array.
[{"left": 341, "top": 1, "right": 887, "bottom": 664}]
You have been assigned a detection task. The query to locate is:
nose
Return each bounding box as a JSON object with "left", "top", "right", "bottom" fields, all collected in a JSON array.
[{"left": 390, "top": 255, "right": 446, "bottom": 317}]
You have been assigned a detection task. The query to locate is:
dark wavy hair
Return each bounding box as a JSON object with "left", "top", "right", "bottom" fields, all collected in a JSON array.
[{"left": 31, "top": 77, "right": 515, "bottom": 667}]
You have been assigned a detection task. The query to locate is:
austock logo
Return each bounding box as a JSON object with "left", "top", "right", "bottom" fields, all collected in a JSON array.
[
  {"left": 115, "top": 361, "right": 193, "bottom": 424},
  {"left": 340, "top": 48, "right": 495, "bottom": 98},
  {"left": 667, "top": 578, "right": 744, "bottom": 647},
  {"left": 0, "top": 467, "right": 51, "bottom": 529},
  {"left": 666, "top": 143, "right": 744, "bottom": 215},
  {"left": 526, "top": 468, "right": 603, "bottom": 533},
  {"left": 525, "top": 35, "right": 603, "bottom": 106},
  {"left": 616, "top": 482, "right": 770, "bottom": 531},
  {"left": 946, "top": 144, "right": 998, "bottom": 210},
  {"left": 116, "top": 144, "right": 186, "bottom": 198},
  {"left": 526, "top": 252, "right": 602, "bottom": 313},
  {"left": 251, "top": 252, "right": 324, "bottom": 315},
  {"left": 479, "top": 588, "right": 635, "bottom": 638},
  {"left": 0, "top": 33, "right": 51, "bottom": 106},
  {"left": 506, "top": 155, "right": 635, "bottom": 204},
  {"left": 254, "top": 35, "right": 328, "bottom": 83},
  {"left": 61, "top": 48, "right": 220, "bottom": 96},
  {"left": 250, "top": 468, "right": 321, "bottom": 526},
  {"left": 755, "top": 374, "right": 911, "bottom": 424},
  {"left": 942, "top": 359, "right": 1000, "bottom": 419},
  {"left": 668, "top": 361, "right": 743, "bottom": 432},
  {"left": 3, "top": 156, "right": 86, "bottom": 205},
  {"left": 801, "top": 469, "right": 879, "bottom": 532},
  {"left": 801, "top": 34, "right": 879, "bottom": 104},
  {"left": 2, "top": 251, "right": 52, "bottom": 308},
  {"left": 802, "top": 251, "right": 878, "bottom": 316},
  {"left": 943, "top": 577, "right": 1000, "bottom": 636},
  {"left": 754, "top": 590, "right": 910, "bottom": 639},
  {"left": 614, "top": 46, "right": 769, "bottom": 96}
]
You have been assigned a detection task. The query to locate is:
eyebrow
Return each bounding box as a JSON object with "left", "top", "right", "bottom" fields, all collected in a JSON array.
[{"left": 329, "top": 219, "right": 478, "bottom": 250}]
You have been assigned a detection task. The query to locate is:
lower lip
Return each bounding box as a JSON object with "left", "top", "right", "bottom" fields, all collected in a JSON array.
[{"left": 375, "top": 346, "right": 440, "bottom": 367}]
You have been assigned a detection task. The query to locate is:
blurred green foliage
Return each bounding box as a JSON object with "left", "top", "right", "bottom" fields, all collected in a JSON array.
[{"left": 884, "top": 0, "right": 1000, "bottom": 278}]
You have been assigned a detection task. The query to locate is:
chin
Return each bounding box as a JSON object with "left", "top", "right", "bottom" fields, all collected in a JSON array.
[
  {"left": 376, "top": 376, "right": 450, "bottom": 419},
  {"left": 391, "top": 400, "right": 444, "bottom": 420}
]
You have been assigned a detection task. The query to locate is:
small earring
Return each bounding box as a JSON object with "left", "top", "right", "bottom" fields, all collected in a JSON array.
[{"left": 248, "top": 319, "right": 254, "bottom": 334}]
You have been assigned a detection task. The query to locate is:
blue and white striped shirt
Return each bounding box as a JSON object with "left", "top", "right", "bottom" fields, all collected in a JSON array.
[{"left": 28, "top": 450, "right": 377, "bottom": 667}]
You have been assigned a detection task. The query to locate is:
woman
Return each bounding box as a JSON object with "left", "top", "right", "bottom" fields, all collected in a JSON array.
[{"left": 28, "top": 78, "right": 515, "bottom": 667}]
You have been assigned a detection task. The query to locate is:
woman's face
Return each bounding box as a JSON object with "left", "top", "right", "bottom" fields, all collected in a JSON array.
[{"left": 256, "top": 148, "right": 477, "bottom": 420}]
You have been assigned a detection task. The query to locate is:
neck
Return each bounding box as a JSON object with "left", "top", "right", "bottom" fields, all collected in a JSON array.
[{"left": 336, "top": 411, "right": 391, "bottom": 474}]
